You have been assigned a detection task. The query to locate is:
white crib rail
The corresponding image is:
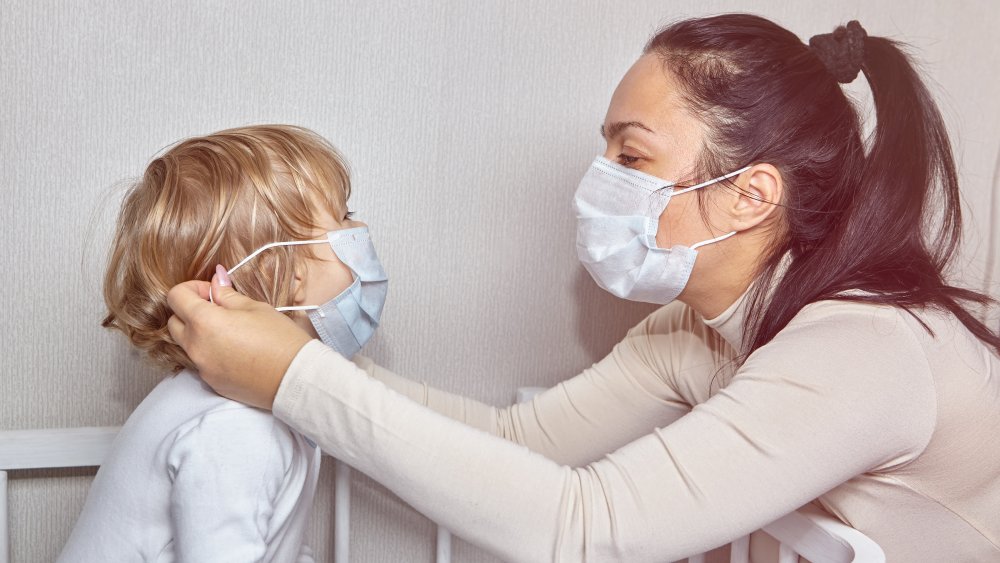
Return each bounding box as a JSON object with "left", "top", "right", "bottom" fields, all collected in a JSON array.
[
  {"left": 0, "top": 426, "right": 119, "bottom": 471},
  {"left": 760, "top": 502, "right": 885, "bottom": 563},
  {"left": 334, "top": 458, "right": 352, "bottom": 563},
  {"left": 0, "top": 426, "right": 121, "bottom": 563},
  {"left": 334, "top": 462, "right": 453, "bottom": 563},
  {"left": 0, "top": 471, "right": 7, "bottom": 563},
  {"left": 685, "top": 506, "right": 885, "bottom": 563}
]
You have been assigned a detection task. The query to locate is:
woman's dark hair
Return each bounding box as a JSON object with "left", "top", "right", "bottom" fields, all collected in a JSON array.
[{"left": 644, "top": 14, "right": 1000, "bottom": 359}]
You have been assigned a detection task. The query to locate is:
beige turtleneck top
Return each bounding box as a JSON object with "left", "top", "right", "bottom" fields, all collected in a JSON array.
[{"left": 272, "top": 291, "right": 1000, "bottom": 562}]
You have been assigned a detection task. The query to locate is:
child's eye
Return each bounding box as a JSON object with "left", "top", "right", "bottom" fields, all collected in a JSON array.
[{"left": 344, "top": 211, "right": 355, "bottom": 220}]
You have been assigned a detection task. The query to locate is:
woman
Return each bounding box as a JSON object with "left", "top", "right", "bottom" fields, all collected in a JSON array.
[{"left": 166, "top": 15, "right": 1000, "bottom": 562}]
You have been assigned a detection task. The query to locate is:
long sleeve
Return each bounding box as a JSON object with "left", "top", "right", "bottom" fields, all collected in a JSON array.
[
  {"left": 357, "top": 302, "right": 726, "bottom": 466},
  {"left": 166, "top": 407, "right": 313, "bottom": 563},
  {"left": 274, "top": 301, "right": 936, "bottom": 562}
]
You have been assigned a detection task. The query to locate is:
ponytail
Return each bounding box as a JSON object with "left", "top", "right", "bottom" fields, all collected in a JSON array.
[{"left": 849, "top": 27, "right": 999, "bottom": 352}]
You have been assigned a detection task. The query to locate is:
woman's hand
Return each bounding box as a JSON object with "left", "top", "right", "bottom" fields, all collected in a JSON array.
[{"left": 166, "top": 267, "right": 312, "bottom": 409}]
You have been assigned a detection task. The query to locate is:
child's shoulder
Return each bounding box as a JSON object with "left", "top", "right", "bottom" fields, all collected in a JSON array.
[
  {"left": 133, "top": 370, "right": 315, "bottom": 469},
  {"left": 164, "top": 401, "right": 316, "bottom": 480},
  {"left": 133, "top": 369, "right": 261, "bottom": 426},
  {"left": 170, "top": 373, "right": 298, "bottom": 441}
]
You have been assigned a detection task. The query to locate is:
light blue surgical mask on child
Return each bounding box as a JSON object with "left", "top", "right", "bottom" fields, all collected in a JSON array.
[
  {"left": 573, "top": 156, "right": 750, "bottom": 305},
  {"left": 226, "top": 227, "right": 388, "bottom": 359}
]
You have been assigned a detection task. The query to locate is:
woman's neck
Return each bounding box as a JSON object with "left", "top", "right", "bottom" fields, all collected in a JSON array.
[
  {"left": 681, "top": 273, "right": 753, "bottom": 320},
  {"left": 679, "top": 240, "right": 764, "bottom": 320}
]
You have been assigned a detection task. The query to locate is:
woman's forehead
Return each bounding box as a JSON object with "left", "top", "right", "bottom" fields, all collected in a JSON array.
[
  {"left": 607, "top": 58, "right": 670, "bottom": 120},
  {"left": 604, "top": 55, "right": 699, "bottom": 143}
]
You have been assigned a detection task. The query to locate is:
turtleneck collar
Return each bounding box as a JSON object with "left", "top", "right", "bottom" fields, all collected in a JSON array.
[
  {"left": 701, "top": 284, "right": 751, "bottom": 352},
  {"left": 699, "top": 251, "right": 793, "bottom": 353}
]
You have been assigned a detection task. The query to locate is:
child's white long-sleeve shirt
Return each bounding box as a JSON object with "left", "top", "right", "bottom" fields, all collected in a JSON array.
[{"left": 59, "top": 369, "right": 321, "bottom": 563}]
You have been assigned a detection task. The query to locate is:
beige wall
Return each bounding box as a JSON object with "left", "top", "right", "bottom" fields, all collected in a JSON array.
[{"left": 2, "top": 1, "right": 997, "bottom": 561}]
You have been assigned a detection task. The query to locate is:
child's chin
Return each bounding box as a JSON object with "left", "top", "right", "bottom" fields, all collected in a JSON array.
[{"left": 291, "top": 317, "right": 319, "bottom": 340}]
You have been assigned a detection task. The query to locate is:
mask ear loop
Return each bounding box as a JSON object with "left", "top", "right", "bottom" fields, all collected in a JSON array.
[
  {"left": 668, "top": 165, "right": 751, "bottom": 251},
  {"left": 691, "top": 230, "right": 737, "bottom": 250},
  {"left": 276, "top": 304, "right": 323, "bottom": 320},
  {"left": 670, "top": 165, "right": 752, "bottom": 197},
  {"left": 209, "top": 238, "right": 328, "bottom": 305}
]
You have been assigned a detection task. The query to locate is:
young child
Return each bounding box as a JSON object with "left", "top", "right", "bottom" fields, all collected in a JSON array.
[{"left": 59, "top": 125, "right": 387, "bottom": 562}]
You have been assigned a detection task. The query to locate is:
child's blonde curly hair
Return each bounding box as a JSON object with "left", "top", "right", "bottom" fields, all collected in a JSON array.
[{"left": 102, "top": 125, "right": 351, "bottom": 372}]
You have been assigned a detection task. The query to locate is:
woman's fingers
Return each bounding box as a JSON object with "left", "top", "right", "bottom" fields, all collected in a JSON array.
[
  {"left": 210, "top": 276, "right": 260, "bottom": 311},
  {"left": 164, "top": 269, "right": 313, "bottom": 410},
  {"left": 166, "top": 314, "right": 186, "bottom": 347},
  {"left": 191, "top": 280, "right": 212, "bottom": 301},
  {"left": 167, "top": 280, "right": 215, "bottom": 324}
]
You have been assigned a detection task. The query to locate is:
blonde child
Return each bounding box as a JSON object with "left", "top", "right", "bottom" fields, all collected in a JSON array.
[{"left": 60, "top": 125, "right": 387, "bottom": 562}]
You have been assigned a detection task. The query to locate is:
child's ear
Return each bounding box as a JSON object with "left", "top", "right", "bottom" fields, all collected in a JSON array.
[{"left": 291, "top": 261, "right": 308, "bottom": 306}]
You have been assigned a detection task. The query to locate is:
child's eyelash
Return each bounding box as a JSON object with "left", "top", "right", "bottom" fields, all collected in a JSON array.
[{"left": 344, "top": 211, "right": 355, "bottom": 220}]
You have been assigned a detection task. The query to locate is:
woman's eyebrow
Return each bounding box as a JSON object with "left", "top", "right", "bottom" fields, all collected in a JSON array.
[{"left": 600, "top": 121, "right": 655, "bottom": 140}]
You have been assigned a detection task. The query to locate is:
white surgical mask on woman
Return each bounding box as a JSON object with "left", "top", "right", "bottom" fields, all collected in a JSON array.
[{"left": 573, "top": 156, "right": 749, "bottom": 304}]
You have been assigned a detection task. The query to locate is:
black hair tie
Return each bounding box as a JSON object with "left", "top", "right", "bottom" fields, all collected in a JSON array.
[{"left": 809, "top": 20, "right": 867, "bottom": 83}]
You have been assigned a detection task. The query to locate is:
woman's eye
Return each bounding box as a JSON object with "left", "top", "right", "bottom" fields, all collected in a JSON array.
[{"left": 618, "top": 154, "right": 640, "bottom": 166}]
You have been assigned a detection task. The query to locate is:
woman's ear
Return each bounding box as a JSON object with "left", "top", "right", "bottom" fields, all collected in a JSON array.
[{"left": 729, "top": 163, "right": 782, "bottom": 232}]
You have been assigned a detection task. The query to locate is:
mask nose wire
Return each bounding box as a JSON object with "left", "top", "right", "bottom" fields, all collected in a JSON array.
[{"left": 208, "top": 238, "right": 328, "bottom": 305}]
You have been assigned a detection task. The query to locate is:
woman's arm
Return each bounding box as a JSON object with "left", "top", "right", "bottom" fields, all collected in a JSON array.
[{"left": 275, "top": 301, "right": 935, "bottom": 562}]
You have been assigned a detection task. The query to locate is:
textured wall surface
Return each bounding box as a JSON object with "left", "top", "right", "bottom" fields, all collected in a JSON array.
[{"left": 2, "top": 1, "right": 997, "bottom": 561}]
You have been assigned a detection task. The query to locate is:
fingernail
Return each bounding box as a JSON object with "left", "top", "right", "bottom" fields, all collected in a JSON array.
[{"left": 215, "top": 264, "right": 232, "bottom": 287}]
